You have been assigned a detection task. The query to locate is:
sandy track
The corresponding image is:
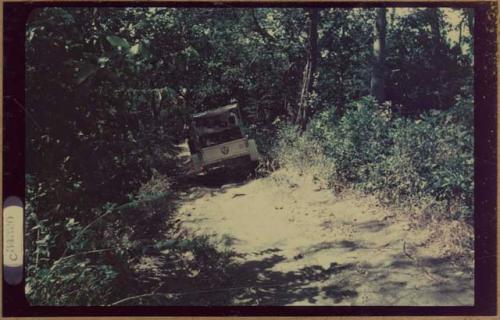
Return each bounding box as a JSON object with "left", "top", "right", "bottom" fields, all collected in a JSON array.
[{"left": 177, "top": 170, "right": 473, "bottom": 306}]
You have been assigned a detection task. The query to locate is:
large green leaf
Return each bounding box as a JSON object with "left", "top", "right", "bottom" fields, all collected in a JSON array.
[{"left": 106, "top": 35, "right": 130, "bottom": 49}]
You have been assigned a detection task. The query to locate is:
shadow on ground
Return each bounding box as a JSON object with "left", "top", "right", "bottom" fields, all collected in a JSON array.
[
  {"left": 175, "top": 162, "right": 257, "bottom": 188},
  {"left": 162, "top": 253, "right": 359, "bottom": 306},
  {"left": 172, "top": 168, "right": 255, "bottom": 204},
  {"left": 146, "top": 242, "right": 473, "bottom": 306}
]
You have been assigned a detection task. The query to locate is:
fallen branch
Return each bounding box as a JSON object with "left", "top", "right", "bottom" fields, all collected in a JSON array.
[{"left": 110, "top": 293, "right": 171, "bottom": 306}]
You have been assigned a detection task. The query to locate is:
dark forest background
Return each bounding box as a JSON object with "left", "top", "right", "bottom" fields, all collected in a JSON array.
[{"left": 23, "top": 7, "right": 476, "bottom": 305}]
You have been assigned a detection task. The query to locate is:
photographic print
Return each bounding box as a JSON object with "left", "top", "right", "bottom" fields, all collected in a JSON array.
[{"left": 15, "top": 3, "right": 485, "bottom": 309}]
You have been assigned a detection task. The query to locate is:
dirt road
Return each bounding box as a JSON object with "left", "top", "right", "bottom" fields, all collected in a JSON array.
[{"left": 176, "top": 169, "right": 473, "bottom": 306}]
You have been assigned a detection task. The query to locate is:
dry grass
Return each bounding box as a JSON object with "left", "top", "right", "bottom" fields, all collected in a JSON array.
[
  {"left": 405, "top": 197, "right": 474, "bottom": 268},
  {"left": 137, "top": 171, "right": 172, "bottom": 200},
  {"left": 271, "top": 130, "right": 336, "bottom": 189}
]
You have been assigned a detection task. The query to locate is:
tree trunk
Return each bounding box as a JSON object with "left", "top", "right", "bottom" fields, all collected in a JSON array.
[
  {"left": 370, "top": 8, "right": 386, "bottom": 103},
  {"left": 390, "top": 7, "right": 396, "bottom": 30},
  {"left": 428, "top": 8, "right": 442, "bottom": 56},
  {"left": 458, "top": 20, "right": 463, "bottom": 50},
  {"left": 428, "top": 8, "right": 444, "bottom": 108},
  {"left": 466, "top": 8, "right": 474, "bottom": 52},
  {"left": 296, "top": 9, "right": 319, "bottom": 130},
  {"left": 466, "top": 8, "right": 474, "bottom": 34}
]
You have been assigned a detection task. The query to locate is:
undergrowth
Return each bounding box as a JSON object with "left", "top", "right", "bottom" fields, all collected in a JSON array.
[
  {"left": 25, "top": 172, "right": 235, "bottom": 305},
  {"left": 270, "top": 95, "right": 474, "bottom": 259}
]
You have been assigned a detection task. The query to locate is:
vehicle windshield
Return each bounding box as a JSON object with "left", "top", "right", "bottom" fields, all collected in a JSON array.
[
  {"left": 194, "top": 112, "right": 238, "bottom": 131},
  {"left": 190, "top": 108, "right": 243, "bottom": 148},
  {"left": 199, "top": 127, "right": 243, "bottom": 147}
]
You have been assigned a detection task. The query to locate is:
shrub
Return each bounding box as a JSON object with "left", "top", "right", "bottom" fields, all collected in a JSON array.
[
  {"left": 272, "top": 123, "right": 335, "bottom": 186},
  {"left": 272, "top": 95, "right": 474, "bottom": 222},
  {"left": 308, "top": 96, "right": 392, "bottom": 184},
  {"left": 25, "top": 172, "right": 176, "bottom": 305},
  {"left": 26, "top": 170, "right": 239, "bottom": 306},
  {"left": 371, "top": 95, "right": 473, "bottom": 220}
]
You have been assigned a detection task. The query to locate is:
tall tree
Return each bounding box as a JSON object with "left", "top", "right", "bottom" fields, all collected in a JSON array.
[
  {"left": 465, "top": 8, "right": 474, "bottom": 53},
  {"left": 296, "top": 8, "right": 319, "bottom": 130},
  {"left": 370, "top": 8, "right": 386, "bottom": 103},
  {"left": 428, "top": 8, "right": 442, "bottom": 56},
  {"left": 427, "top": 8, "right": 445, "bottom": 108}
]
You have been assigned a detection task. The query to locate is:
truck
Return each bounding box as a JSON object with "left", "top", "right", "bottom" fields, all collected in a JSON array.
[{"left": 187, "top": 103, "right": 261, "bottom": 174}]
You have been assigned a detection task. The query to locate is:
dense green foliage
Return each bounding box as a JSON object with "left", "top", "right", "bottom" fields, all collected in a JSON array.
[
  {"left": 25, "top": 6, "right": 473, "bottom": 305},
  {"left": 276, "top": 95, "right": 473, "bottom": 220}
]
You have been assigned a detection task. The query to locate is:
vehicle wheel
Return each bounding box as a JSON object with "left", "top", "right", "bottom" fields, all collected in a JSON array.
[{"left": 242, "top": 160, "right": 258, "bottom": 179}]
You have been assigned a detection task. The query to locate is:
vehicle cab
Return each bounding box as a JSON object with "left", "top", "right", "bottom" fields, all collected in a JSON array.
[{"left": 187, "top": 103, "right": 260, "bottom": 174}]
